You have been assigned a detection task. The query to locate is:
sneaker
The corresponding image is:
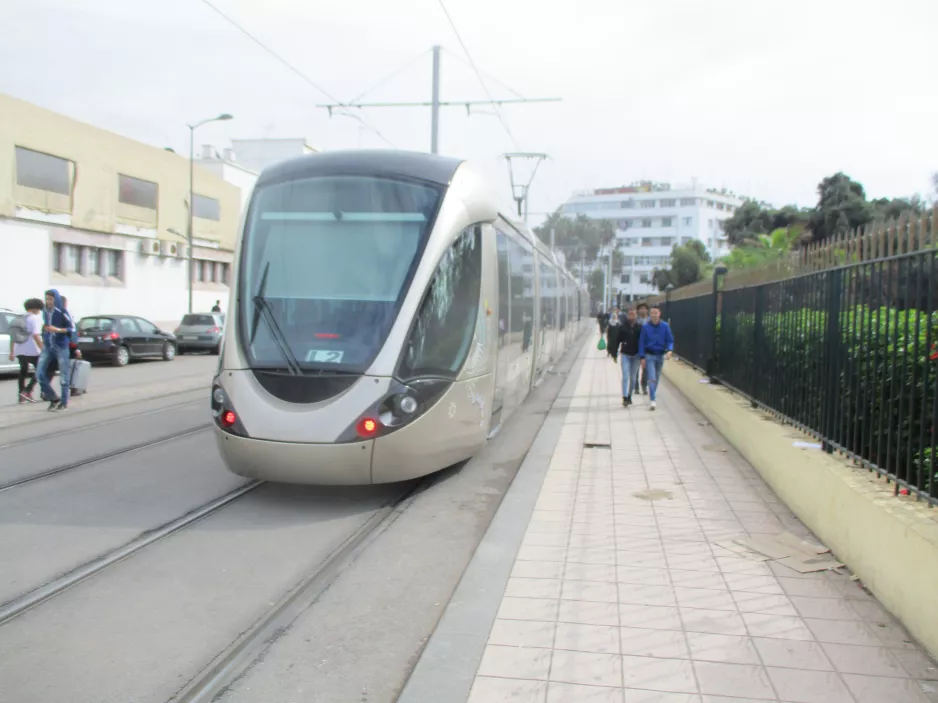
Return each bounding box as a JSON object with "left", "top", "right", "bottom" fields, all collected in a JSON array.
[
  {"left": 18, "top": 392, "right": 26, "bottom": 404},
  {"left": 625, "top": 395, "right": 632, "bottom": 406},
  {"left": 649, "top": 401, "right": 657, "bottom": 411},
  {"left": 47, "top": 399, "right": 61, "bottom": 411},
  {"left": 24, "top": 390, "right": 37, "bottom": 403}
]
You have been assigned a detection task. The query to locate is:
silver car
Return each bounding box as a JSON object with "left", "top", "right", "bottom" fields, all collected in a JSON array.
[
  {"left": 0, "top": 308, "right": 20, "bottom": 375},
  {"left": 174, "top": 313, "right": 225, "bottom": 355}
]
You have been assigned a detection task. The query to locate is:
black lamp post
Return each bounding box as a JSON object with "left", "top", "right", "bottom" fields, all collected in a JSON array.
[
  {"left": 665, "top": 283, "right": 674, "bottom": 323},
  {"left": 708, "top": 263, "right": 728, "bottom": 382}
]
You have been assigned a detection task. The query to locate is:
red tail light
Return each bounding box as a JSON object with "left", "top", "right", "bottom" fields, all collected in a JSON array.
[
  {"left": 355, "top": 417, "right": 379, "bottom": 438},
  {"left": 106, "top": 332, "right": 120, "bottom": 340},
  {"left": 209, "top": 327, "right": 221, "bottom": 333},
  {"left": 315, "top": 333, "right": 340, "bottom": 339},
  {"left": 221, "top": 410, "right": 237, "bottom": 428}
]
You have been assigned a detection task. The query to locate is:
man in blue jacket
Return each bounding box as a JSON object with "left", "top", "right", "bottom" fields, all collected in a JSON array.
[
  {"left": 36, "top": 288, "right": 72, "bottom": 411},
  {"left": 638, "top": 304, "right": 674, "bottom": 411}
]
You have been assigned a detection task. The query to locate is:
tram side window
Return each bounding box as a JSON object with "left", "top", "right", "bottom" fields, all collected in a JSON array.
[
  {"left": 508, "top": 238, "right": 535, "bottom": 354},
  {"left": 496, "top": 231, "right": 511, "bottom": 348},
  {"left": 398, "top": 225, "right": 483, "bottom": 379}
]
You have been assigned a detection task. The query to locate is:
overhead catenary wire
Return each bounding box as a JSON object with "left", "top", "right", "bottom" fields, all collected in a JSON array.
[
  {"left": 348, "top": 48, "right": 434, "bottom": 104},
  {"left": 198, "top": 0, "right": 395, "bottom": 147},
  {"left": 435, "top": 0, "right": 520, "bottom": 150},
  {"left": 440, "top": 47, "right": 526, "bottom": 100}
]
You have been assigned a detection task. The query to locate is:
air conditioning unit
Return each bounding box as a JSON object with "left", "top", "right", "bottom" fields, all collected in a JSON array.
[
  {"left": 161, "top": 241, "right": 183, "bottom": 258},
  {"left": 139, "top": 239, "right": 161, "bottom": 255}
]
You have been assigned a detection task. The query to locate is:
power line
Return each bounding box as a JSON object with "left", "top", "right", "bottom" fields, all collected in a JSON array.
[
  {"left": 440, "top": 47, "right": 525, "bottom": 100},
  {"left": 435, "top": 0, "right": 520, "bottom": 150},
  {"left": 198, "top": 0, "right": 395, "bottom": 147},
  {"left": 349, "top": 48, "right": 433, "bottom": 104}
]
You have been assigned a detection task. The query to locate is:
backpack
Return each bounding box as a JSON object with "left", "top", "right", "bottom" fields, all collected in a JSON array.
[{"left": 9, "top": 314, "right": 31, "bottom": 345}]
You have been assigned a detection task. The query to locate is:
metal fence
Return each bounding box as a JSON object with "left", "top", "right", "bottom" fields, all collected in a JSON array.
[{"left": 669, "top": 239, "right": 938, "bottom": 506}]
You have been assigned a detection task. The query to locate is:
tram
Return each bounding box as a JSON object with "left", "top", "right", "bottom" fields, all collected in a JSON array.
[{"left": 211, "top": 150, "right": 590, "bottom": 484}]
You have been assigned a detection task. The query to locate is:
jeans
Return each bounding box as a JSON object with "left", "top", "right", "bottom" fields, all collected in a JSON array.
[
  {"left": 37, "top": 345, "right": 70, "bottom": 406},
  {"left": 16, "top": 355, "right": 39, "bottom": 395},
  {"left": 644, "top": 353, "right": 665, "bottom": 401},
  {"left": 620, "top": 354, "right": 640, "bottom": 398}
]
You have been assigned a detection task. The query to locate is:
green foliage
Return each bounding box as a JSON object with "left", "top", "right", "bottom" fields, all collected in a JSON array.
[
  {"left": 652, "top": 240, "right": 711, "bottom": 291},
  {"left": 534, "top": 211, "right": 615, "bottom": 263},
  {"left": 724, "top": 201, "right": 809, "bottom": 246},
  {"left": 586, "top": 268, "right": 605, "bottom": 303},
  {"left": 718, "top": 300, "right": 938, "bottom": 493},
  {"left": 718, "top": 227, "right": 800, "bottom": 271}
]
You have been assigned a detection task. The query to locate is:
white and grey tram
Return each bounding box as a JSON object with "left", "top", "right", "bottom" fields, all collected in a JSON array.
[{"left": 211, "top": 150, "right": 590, "bottom": 485}]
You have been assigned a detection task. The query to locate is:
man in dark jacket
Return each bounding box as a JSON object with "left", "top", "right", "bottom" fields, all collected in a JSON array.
[
  {"left": 616, "top": 307, "right": 642, "bottom": 406},
  {"left": 36, "top": 289, "right": 72, "bottom": 411}
]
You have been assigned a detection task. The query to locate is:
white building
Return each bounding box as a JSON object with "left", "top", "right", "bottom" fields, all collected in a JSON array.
[
  {"left": 195, "top": 146, "right": 259, "bottom": 213},
  {"left": 562, "top": 181, "right": 743, "bottom": 300}
]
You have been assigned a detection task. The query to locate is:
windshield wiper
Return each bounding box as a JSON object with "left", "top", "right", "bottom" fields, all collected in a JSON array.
[{"left": 249, "top": 261, "right": 302, "bottom": 376}]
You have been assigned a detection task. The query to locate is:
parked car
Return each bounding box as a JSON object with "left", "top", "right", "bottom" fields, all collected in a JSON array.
[
  {"left": 174, "top": 312, "right": 225, "bottom": 355},
  {"left": 75, "top": 315, "right": 177, "bottom": 366},
  {"left": 0, "top": 308, "right": 18, "bottom": 375}
]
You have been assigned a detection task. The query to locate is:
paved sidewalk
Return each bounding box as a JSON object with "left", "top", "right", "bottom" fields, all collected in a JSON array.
[{"left": 405, "top": 344, "right": 938, "bottom": 703}]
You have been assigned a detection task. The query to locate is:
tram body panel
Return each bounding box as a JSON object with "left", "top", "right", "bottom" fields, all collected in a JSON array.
[{"left": 215, "top": 431, "right": 374, "bottom": 485}]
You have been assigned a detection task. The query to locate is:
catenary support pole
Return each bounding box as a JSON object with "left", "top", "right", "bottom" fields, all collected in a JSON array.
[{"left": 430, "top": 45, "right": 441, "bottom": 154}]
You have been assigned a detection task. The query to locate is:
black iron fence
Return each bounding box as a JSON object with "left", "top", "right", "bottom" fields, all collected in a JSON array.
[{"left": 670, "top": 247, "right": 938, "bottom": 506}]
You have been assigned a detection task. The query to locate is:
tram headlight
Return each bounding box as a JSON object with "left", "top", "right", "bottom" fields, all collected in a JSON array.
[
  {"left": 211, "top": 383, "right": 249, "bottom": 437},
  {"left": 398, "top": 395, "right": 418, "bottom": 415}
]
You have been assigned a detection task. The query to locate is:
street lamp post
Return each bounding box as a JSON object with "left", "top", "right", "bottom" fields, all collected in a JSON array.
[
  {"left": 187, "top": 113, "right": 233, "bottom": 313},
  {"left": 665, "top": 283, "right": 674, "bottom": 323},
  {"left": 708, "top": 263, "right": 728, "bottom": 382}
]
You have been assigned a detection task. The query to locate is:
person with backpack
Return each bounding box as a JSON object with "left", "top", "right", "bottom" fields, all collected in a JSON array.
[
  {"left": 8, "top": 298, "right": 44, "bottom": 403},
  {"left": 36, "top": 289, "right": 72, "bottom": 411}
]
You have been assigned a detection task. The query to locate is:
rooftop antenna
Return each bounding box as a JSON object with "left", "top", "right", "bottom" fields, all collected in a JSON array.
[{"left": 503, "top": 152, "right": 549, "bottom": 225}]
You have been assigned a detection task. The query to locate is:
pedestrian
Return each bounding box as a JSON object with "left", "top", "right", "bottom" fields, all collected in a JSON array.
[
  {"left": 605, "top": 307, "right": 621, "bottom": 362},
  {"left": 35, "top": 289, "right": 72, "bottom": 411},
  {"left": 635, "top": 302, "right": 650, "bottom": 394},
  {"left": 638, "top": 304, "right": 674, "bottom": 411},
  {"left": 45, "top": 295, "right": 81, "bottom": 377},
  {"left": 596, "top": 308, "right": 607, "bottom": 335},
  {"left": 8, "top": 298, "right": 44, "bottom": 403},
  {"left": 211, "top": 300, "right": 222, "bottom": 313},
  {"left": 616, "top": 307, "right": 642, "bottom": 407}
]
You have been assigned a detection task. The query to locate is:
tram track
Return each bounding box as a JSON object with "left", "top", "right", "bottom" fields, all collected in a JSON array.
[
  {"left": 0, "top": 479, "right": 263, "bottom": 626},
  {"left": 0, "top": 423, "right": 213, "bottom": 493},
  {"left": 168, "top": 476, "right": 429, "bottom": 703}
]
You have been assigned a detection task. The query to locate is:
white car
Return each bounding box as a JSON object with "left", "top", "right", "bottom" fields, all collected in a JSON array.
[{"left": 0, "top": 308, "right": 19, "bottom": 375}]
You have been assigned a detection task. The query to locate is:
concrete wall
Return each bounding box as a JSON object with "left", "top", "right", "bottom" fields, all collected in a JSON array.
[
  {"left": 0, "top": 93, "right": 240, "bottom": 250},
  {"left": 665, "top": 360, "right": 938, "bottom": 658}
]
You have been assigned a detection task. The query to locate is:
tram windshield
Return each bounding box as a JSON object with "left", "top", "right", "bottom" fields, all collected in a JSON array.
[{"left": 240, "top": 174, "right": 442, "bottom": 374}]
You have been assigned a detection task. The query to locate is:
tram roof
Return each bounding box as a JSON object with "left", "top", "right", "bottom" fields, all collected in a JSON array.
[{"left": 256, "top": 149, "right": 464, "bottom": 188}]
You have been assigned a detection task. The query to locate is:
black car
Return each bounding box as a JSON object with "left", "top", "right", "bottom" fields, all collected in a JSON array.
[{"left": 75, "top": 315, "right": 177, "bottom": 367}]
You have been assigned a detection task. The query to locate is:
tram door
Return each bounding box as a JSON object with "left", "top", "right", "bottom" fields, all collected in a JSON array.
[{"left": 490, "top": 229, "right": 512, "bottom": 433}]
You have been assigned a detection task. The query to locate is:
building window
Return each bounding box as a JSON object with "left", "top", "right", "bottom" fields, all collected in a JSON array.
[
  {"left": 640, "top": 200, "right": 655, "bottom": 209},
  {"left": 716, "top": 203, "right": 725, "bottom": 211},
  {"left": 52, "top": 243, "right": 63, "bottom": 273},
  {"left": 662, "top": 217, "right": 673, "bottom": 227},
  {"left": 660, "top": 237, "right": 674, "bottom": 247},
  {"left": 640, "top": 274, "right": 650, "bottom": 284},
  {"left": 221, "top": 263, "right": 230, "bottom": 285},
  {"left": 64, "top": 245, "right": 80, "bottom": 273},
  {"left": 193, "top": 194, "right": 221, "bottom": 221},
  {"left": 641, "top": 218, "right": 652, "bottom": 228},
  {"left": 680, "top": 198, "right": 696, "bottom": 206},
  {"left": 620, "top": 274, "right": 631, "bottom": 284},
  {"left": 620, "top": 200, "right": 634, "bottom": 209},
  {"left": 118, "top": 174, "right": 159, "bottom": 210},
  {"left": 681, "top": 237, "right": 694, "bottom": 245},
  {"left": 15, "top": 146, "right": 72, "bottom": 195},
  {"left": 642, "top": 238, "right": 655, "bottom": 247},
  {"left": 659, "top": 198, "right": 676, "bottom": 207},
  {"left": 87, "top": 247, "right": 101, "bottom": 276},
  {"left": 682, "top": 217, "right": 692, "bottom": 226},
  {"left": 707, "top": 200, "right": 715, "bottom": 208},
  {"left": 106, "top": 250, "right": 123, "bottom": 279}
]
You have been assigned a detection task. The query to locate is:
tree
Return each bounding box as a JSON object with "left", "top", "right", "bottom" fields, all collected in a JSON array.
[
  {"left": 808, "top": 172, "right": 871, "bottom": 242},
  {"left": 652, "top": 241, "right": 711, "bottom": 291},
  {"left": 533, "top": 211, "right": 615, "bottom": 262},
  {"left": 724, "top": 200, "right": 808, "bottom": 245},
  {"left": 869, "top": 195, "right": 926, "bottom": 223},
  {"left": 586, "top": 268, "right": 605, "bottom": 304}
]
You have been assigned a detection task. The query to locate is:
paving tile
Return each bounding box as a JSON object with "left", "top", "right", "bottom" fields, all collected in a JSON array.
[
  {"left": 619, "top": 604, "right": 684, "bottom": 631},
  {"left": 555, "top": 622, "right": 621, "bottom": 654},
  {"left": 625, "top": 692, "right": 701, "bottom": 703},
  {"left": 668, "top": 570, "right": 727, "bottom": 591},
  {"left": 619, "top": 584, "right": 678, "bottom": 607},
  {"left": 751, "top": 637, "right": 833, "bottom": 671},
  {"left": 518, "top": 545, "right": 568, "bottom": 562},
  {"left": 524, "top": 532, "right": 570, "bottom": 548},
  {"left": 506, "top": 577, "right": 564, "bottom": 600},
  {"left": 477, "top": 644, "right": 552, "bottom": 680},
  {"left": 568, "top": 548, "right": 619, "bottom": 566},
  {"left": 621, "top": 656, "right": 698, "bottom": 694},
  {"left": 680, "top": 608, "right": 748, "bottom": 636},
  {"left": 550, "top": 649, "right": 622, "bottom": 688},
  {"left": 560, "top": 600, "right": 621, "bottom": 627},
  {"left": 789, "top": 596, "right": 861, "bottom": 621},
  {"left": 547, "top": 682, "right": 623, "bottom": 703},
  {"left": 497, "top": 597, "right": 561, "bottom": 622},
  {"left": 513, "top": 561, "right": 565, "bottom": 580},
  {"left": 766, "top": 667, "right": 853, "bottom": 703},
  {"left": 617, "top": 566, "right": 672, "bottom": 587},
  {"left": 741, "top": 613, "right": 814, "bottom": 641},
  {"left": 566, "top": 562, "right": 618, "bottom": 583},
  {"left": 467, "top": 676, "right": 548, "bottom": 703},
  {"left": 673, "top": 587, "right": 738, "bottom": 612},
  {"left": 804, "top": 618, "right": 882, "bottom": 647},
  {"left": 563, "top": 580, "right": 620, "bottom": 604},
  {"left": 822, "top": 642, "right": 909, "bottom": 677},
  {"left": 892, "top": 648, "right": 938, "bottom": 679},
  {"left": 722, "top": 573, "right": 784, "bottom": 595},
  {"left": 488, "top": 619, "right": 557, "bottom": 649},
  {"left": 620, "top": 626, "right": 690, "bottom": 659},
  {"left": 686, "top": 632, "right": 760, "bottom": 665},
  {"left": 731, "top": 592, "right": 798, "bottom": 617},
  {"left": 692, "top": 661, "right": 775, "bottom": 700},
  {"left": 843, "top": 674, "right": 932, "bottom": 703}
]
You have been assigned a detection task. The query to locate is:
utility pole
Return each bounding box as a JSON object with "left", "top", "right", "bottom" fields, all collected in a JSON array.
[
  {"left": 503, "top": 152, "right": 548, "bottom": 225},
  {"left": 316, "top": 46, "right": 561, "bottom": 155}
]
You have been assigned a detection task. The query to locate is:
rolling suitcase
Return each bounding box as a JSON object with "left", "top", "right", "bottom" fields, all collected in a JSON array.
[{"left": 69, "top": 358, "right": 91, "bottom": 396}]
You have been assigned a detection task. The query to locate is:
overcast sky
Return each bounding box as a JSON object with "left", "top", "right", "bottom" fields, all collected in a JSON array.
[{"left": 3, "top": 0, "right": 936, "bottom": 225}]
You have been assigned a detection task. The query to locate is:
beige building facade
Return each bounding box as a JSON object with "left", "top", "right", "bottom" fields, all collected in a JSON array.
[{"left": 0, "top": 93, "right": 242, "bottom": 325}]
